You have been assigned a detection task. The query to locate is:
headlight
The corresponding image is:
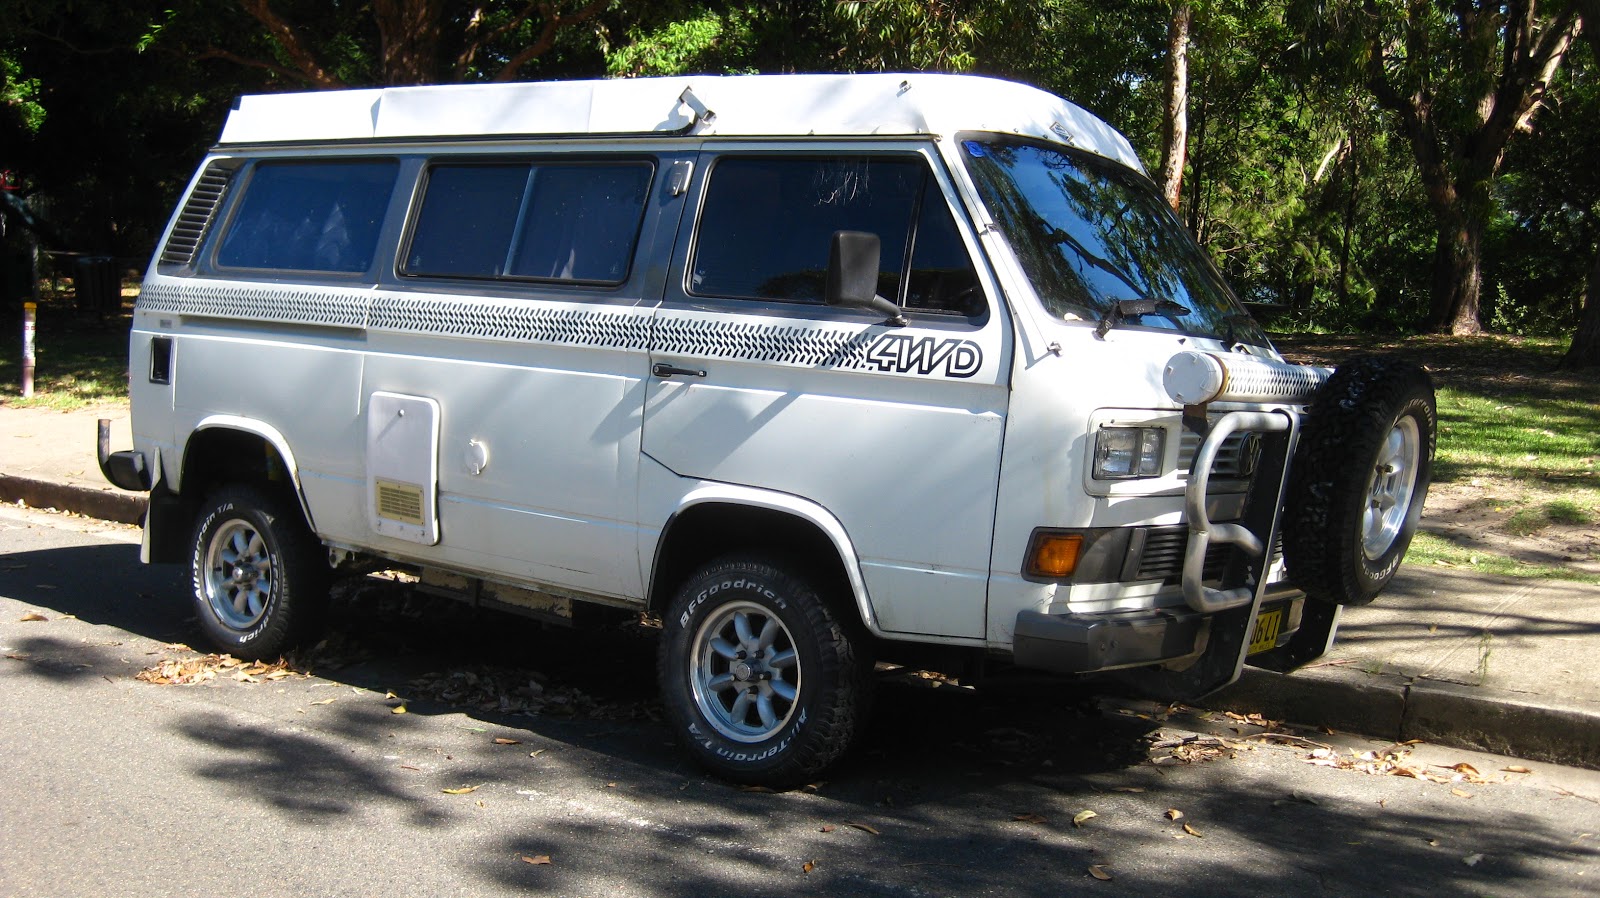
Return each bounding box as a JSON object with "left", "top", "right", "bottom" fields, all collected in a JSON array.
[{"left": 1093, "top": 426, "right": 1166, "bottom": 479}]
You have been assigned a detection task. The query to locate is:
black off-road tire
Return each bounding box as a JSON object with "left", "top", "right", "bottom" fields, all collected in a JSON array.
[
  {"left": 1283, "top": 356, "right": 1436, "bottom": 606},
  {"left": 658, "top": 556, "right": 871, "bottom": 787},
  {"left": 190, "top": 485, "right": 330, "bottom": 660}
]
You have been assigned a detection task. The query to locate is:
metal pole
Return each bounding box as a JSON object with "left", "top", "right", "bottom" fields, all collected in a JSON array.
[{"left": 22, "top": 301, "right": 36, "bottom": 397}]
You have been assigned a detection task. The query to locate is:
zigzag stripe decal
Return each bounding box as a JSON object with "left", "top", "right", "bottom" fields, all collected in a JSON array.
[{"left": 137, "top": 282, "right": 978, "bottom": 376}]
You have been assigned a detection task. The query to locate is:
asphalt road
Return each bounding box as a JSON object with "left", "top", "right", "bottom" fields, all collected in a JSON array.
[{"left": 2, "top": 503, "right": 1598, "bottom": 898}]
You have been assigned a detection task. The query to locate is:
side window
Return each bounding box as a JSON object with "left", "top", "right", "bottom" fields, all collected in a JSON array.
[
  {"left": 404, "top": 159, "right": 653, "bottom": 285},
  {"left": 690, "top": 155, "right": 981, "bottom": 317},
  {"left": 216, "top": 160, "right": 398, "bottom": 273}
]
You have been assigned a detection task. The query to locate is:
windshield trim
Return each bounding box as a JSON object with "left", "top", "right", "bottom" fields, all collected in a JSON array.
[{"left": 954, "top": 131, "right": 1271, "bottom": 350}]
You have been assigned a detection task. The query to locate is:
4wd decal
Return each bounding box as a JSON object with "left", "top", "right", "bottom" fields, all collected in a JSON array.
[{"left": 865, "top": 334, "right": 983, "bottom": 378}]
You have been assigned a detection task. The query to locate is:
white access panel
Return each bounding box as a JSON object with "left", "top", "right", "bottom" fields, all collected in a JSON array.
[{"left": 366, "top": 392, "right": 440, "bottom": 545}]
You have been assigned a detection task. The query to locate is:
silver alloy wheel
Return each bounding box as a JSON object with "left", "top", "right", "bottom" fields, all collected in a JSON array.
[
  {"left": 203, "top": 519, "right": 276, "bottom": 630},
  {"left": 689, "top": 600, "right": 801, "bottom": 743},
  {"left": 1360, "top": 415, "right": 1422, "bottom": 560}
]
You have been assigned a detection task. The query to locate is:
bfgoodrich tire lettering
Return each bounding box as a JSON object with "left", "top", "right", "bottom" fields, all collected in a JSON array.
[
  {"left": 1284, "top": 356, "right": 1436, "bottom": 606},
  {"left": 190, "top": 485, "right": 329, "bottom": 659},
  {"left": 658, "top": 556, "right": 869, "bottom": 786}
]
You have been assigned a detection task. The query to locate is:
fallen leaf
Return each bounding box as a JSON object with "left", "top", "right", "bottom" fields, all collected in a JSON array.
[
  {"left": 1463, "top": 853, "right": 1483, "bottom": 867},
  {"left": 493, "top": 737, "right": 522, "bottom": 745},
  {"left": 520, "top": 855, "right": 552, "bottom": 866},
  {"left": 819, "top": 825, "right": 835, "bottom": 833},
  {"left": 310, "top": 698, "right": 336, "bottom": 706},
  {"left": 400, "top": 764, "right": 420, "bottom": 771},
  {"left": 1183, "top": 822, "right": 1202, "bottom": 838},
  {"left": 737, "top": 784, "right": 776, "bottom": 793},
  {"left": 1165, "top": 808, "right": 1184, "bottom": 820},
  {"left": 1013, "top": 813, "right": 1048, "bottom": 824},
  {"left": 1112, "top": 786, "right": 1146, "bottom": 793},
  {"left": 1087, "top": 865, "right": 1113, "bottom": 881},
  {"left": 443, "top": 785, "right": 481, "bottom": 795},
  {"left": 803, "top": 860, "right": 816, "bottom": 874},
  {"left": 1073, "top": 810, "right": 1098, "bottom": 827},
  {"left": 529, "top": 749, "right": 546, "bottom": 758},
  {"left": 19, "top": 612, "right": 48, "bottom": 622},
  {"left": 1503, "top": 765, "right": 1533, "bottom": 774},
  {"left": 1451, "top": 788, "right": 1473, "bottom": 799},
  {"left": 392, "top": 705, "right": 408, "bottom": 714},
  {"left": 846, "top": 821, "right": 881, "bottom": 835}
]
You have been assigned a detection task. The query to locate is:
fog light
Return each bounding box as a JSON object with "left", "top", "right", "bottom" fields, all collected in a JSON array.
[{"left": 1094, "top": 426, "right": 1166, "bottom": 479}]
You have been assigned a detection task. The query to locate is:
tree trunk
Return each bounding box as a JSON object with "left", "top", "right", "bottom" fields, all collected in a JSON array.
[
  {"left": 1158, "top": 2, "right": 1192, "bottom": 212},
  {"left": 1427, "top": 209, "right": 1485, "bottom": 335},
  {"left": 1560, "top": 248, "right": 1600, "bottom": 369}
]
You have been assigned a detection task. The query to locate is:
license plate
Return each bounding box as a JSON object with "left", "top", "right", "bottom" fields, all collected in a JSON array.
[{"left": 1248, "top": 608, "right": 1283, "bottom": 655}]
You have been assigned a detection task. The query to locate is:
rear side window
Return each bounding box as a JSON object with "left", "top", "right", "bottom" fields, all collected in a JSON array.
[
  {"left": 690, "top": 156, "right": 981, "bottom": 316},
  {"left": 216, "top": 160, "right": 398, "bottom": 273},
  {"left": 404, "top": 160, "right": 653, "bottom": 285}
]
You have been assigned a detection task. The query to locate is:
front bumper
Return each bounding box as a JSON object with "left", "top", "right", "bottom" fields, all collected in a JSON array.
[{"left": 1012, "top": 606, "right": 1211, "bottom": 675}]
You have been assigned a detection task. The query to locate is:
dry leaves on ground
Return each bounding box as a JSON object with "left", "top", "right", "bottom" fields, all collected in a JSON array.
[
  {"left": 136, "top": 653, "right": 306, "bottom": 686},
  {"left": 1303, "top": 745, "right": 1501, "bottom": 786},
  {"left": 1147, "top": 731, "right": 1251, "bottom": 765}
]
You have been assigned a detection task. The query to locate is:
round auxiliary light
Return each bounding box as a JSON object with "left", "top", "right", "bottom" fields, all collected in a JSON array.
[{"left": 1163, "top": 350, "right": 1226, "bottom": 405}]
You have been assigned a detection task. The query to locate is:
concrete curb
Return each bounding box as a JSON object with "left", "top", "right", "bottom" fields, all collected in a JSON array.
[
  {"left": 0, "top": 474, "right": 147, "bottom": 526},
  {"left": 1205, "top": 665, "right": 1600, "bottom": 770}
]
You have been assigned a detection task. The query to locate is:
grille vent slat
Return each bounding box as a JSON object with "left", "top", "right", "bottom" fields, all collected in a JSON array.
[
  {"left": 159, "top": 163, "right": 235, "bottom": 266},
  {"left": 1178, "top": 430, "right": 1253, "bottom": 479},
  {"left": 1134, "top": 526, "right": 1234, "bottom": 583}
]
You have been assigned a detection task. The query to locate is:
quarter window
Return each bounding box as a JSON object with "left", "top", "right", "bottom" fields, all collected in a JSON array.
[
  {"left": 404, "top": 160, "right": 653, "bottom": 285},
  {"left": 216, "top": 160, "right": 398, "bottom": 273},
  {"left": 690, "top": 156, "right": 981, "bottom": 317}
]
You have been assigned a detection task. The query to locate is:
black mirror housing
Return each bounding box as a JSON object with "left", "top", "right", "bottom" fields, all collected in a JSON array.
[{"left": 826, "top": 230, "right": 907, "bottom": 326}]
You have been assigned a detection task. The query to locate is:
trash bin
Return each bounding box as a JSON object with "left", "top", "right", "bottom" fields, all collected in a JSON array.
[{"left": 74, "top": 255, "right": 120, "bottom": 318}]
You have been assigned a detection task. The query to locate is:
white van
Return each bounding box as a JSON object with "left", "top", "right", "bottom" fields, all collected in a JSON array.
[{"left": 101, "top": 74, "right": 1434, "bottom": 785}]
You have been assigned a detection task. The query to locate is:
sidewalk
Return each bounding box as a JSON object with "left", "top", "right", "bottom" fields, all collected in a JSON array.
[{"left": 4, "top": 403, "right": 1599, "bottom": 768}]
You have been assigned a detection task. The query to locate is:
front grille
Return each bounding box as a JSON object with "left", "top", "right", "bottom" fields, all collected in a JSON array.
[
  {"left": 1134, "top": 526, "right": 1230, "bottom": 583},
  {"left": 1178, "top": 429, "right": 1255, "bottom": 479},
  {"left": 1132, "top": 525, "right": 1285, "bottom": 584}
]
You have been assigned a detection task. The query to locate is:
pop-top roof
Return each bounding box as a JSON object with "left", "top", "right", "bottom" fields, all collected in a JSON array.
[{"left": 218, "top": 73, "right": 1144, "bottom": 172}]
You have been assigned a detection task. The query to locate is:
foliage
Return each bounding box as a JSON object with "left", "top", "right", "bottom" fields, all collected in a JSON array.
[{"left": 2, "top": 0, "right": 1599, "bottom": 345}]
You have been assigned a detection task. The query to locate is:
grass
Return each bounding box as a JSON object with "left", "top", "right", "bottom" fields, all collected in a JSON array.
[
  {"left": 1278, "top": 334, "right": 1600, "bottom": 583},
  {"left": 0, "top": 280, "right": 134, "bottom": 410}
]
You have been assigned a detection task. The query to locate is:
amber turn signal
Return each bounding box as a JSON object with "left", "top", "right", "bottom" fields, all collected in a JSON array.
[{"left": 1026, "top": 532, "right": 1083, "bottom": 579}]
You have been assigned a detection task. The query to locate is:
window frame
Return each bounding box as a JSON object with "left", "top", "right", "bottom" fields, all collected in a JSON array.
[
  {"left": 682, "top": 149, "right": 988, "bottom": 324},
  {"left": 397, "top": 154, "right": 658, "bottom": 289},
  {"left": 210, "top": 157, "right": 402, "bottom": 279}
]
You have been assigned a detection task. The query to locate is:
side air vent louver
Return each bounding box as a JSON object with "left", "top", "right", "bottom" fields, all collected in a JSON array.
[{"left": 159, "top": 163, "right": 236, "bottom": 266}]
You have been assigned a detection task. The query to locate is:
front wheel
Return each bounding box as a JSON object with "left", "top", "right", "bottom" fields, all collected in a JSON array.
[
  {"left": 1283, "top": 356, "right": 1436, "bottom": 606},
  {"left": 190, "top": 485, "right": 329, "bottom": 659},
  {"left": 657, "top": 556, "right": 870, "bottom": 786}
]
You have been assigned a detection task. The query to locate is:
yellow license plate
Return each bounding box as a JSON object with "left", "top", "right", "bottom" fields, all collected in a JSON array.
[{"left": 1248, "top": 608, "right": 1283, "bottom": 655}]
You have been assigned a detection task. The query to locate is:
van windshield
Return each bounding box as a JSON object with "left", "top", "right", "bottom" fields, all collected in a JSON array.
[{"left": 959, "top": 134, "right": 1268, "bottom": 348}]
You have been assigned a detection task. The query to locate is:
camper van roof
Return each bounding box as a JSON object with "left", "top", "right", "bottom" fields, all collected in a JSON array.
[{"left": 217, "top": 73, "right": 1144, "bottom": 172}]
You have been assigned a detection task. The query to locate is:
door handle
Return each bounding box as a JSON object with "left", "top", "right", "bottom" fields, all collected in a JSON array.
[{"left": 652, "top": 362, "right": 706, "bottom": 379}]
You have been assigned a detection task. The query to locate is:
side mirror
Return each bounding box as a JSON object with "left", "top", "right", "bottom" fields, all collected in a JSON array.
[{"left": 826, "top": 230, "right": 907, "bottom": 327}]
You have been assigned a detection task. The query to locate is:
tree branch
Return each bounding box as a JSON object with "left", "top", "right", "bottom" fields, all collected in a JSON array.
[
  {"left": 235, "top": 0, "right": 342, "bottom": 88},
  {"left": 490, "top": 0, "right": 610, "bottom": 82}
]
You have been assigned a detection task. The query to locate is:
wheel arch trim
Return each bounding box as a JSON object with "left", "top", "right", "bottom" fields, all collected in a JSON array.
[
  {"left": 650, "top": 483, "right": 886, "bottom": 639},
  {"left": 184, "top": 415, "right": 317, "bottom": 530}
]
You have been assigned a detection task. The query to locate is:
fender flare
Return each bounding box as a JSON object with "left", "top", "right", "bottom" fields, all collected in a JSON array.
[
  {"left": 654, "top": 483, "right": 887, "bottom": 639},
  {"left": 184, "top": 415, "right": 318, "bottom": 530}
]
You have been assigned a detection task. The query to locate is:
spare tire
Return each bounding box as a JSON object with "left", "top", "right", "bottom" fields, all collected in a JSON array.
[{"left": 1283, "top": 356, "right": 1436, "bottom": 606}]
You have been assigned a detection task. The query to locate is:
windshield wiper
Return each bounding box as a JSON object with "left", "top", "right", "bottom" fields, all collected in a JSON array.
[{"left": 1094, "top": 298, "right": 1191, "bottom": 339}]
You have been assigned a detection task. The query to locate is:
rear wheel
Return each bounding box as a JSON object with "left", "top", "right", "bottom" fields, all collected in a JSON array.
[
  {"left": 1283, "top": 357, "right": 1436, "bottom": 606},
  {"left": 658, "top": 556, "right": 869, "bottom": 786},
  {"left": 190, "top": 485, "right": 329, "bottom": 659}
]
